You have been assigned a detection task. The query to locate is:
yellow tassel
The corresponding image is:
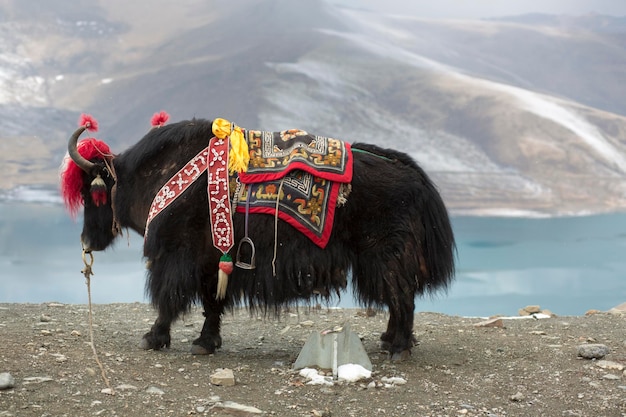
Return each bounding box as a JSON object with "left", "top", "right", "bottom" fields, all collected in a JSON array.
[
  {"left": 216, "top": 269, "right": 228, "bottom": 300},
  {"left": 212, "top": 118, "right": 249, "bottom": 175}
]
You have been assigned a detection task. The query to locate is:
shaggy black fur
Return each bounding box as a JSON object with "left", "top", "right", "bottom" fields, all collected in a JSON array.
[{"left": 74, "top": 119, "right": 455, "bottom": 359}]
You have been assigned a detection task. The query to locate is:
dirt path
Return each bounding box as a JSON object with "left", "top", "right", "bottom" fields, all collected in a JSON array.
[{"left": 0, "top": 303, "right": 625, "bottom": 416}]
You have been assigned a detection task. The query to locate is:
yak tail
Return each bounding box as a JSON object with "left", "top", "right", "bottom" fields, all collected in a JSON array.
[{"left": 415, "top": 165, "right": 456, "bottom": 294}]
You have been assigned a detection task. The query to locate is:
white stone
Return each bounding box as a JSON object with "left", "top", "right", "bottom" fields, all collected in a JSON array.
[
  {"left": 381, "top": 376, "right": 407, "bottom": 385},
  {"left": 337, "top": 364, "right": 371, "bottom": 382},
  {"left": 210, "top": 368, "right": 235, "bottom": 386},
  {"left": 0, "top": 372, "right": 15, "bottom": 390},
  {"left": 146, "top": 386, "right": 165, "bottom": 395},
  {"left": 595, "top": 360, "right": 624, "bottom": 371}
]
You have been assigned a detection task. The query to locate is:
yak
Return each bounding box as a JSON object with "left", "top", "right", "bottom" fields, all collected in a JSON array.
[{"left": 60, "top": 114, "right": 455, "bottom": 361}]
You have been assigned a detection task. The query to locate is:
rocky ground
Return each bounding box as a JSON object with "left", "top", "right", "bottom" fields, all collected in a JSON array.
[{"left": 0, "top": 303, "right": 625, "bottom": 417}]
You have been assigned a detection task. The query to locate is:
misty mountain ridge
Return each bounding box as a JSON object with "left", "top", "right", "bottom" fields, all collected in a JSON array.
[{"left": 1, "top": 0, "right": 626, "bottom": 216}]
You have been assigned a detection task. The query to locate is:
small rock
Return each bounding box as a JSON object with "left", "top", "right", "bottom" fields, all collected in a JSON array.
[
  {"left": 23, "top": 376, "right": 54, "bottom": 384},
  {"left": 210, "top": 368, "right": 235, "bottom": 386},
  {"left": 115, "top": 384, "right": 138, "bottom": 391},
  {"left": 595, "top": 360, "right": 624, "bottom": 371},
  {"left": 603, "top": 374, "right": 621, "bottom": 380},
  {"left": 0, "top": 372, "right": 15, "bottom": 390},
  {"left": 217, "top": 401, "right": 263, "bottom": 414},
  {"left": 47, "top": 303, "right": 65, "bottom": 308},
  {"left": 381, "top": 376, "right": 407, "bottom": 386},
  {"left": 518, "top": 305, "right": 541, "bottom": 316},
  {"left": 40, "top": 314, "right": 52, "bottom": 322},
  {"left": 474, "top": 318, "right": 504, "bottom": 328},
  {"left": 577, "top": 344, "right": 610, "bottom": 359},
  {"left": 510, "top": 391, "right": 525, "bottom": 402},
  {"left": 145, "top": 386, "right": 165, "bottom": 395},
  {"left": 585, "top": 309, "right": 602, "bottom": 316},
  {"left": 299, "top": 368, "right": 333, "bottom": 386},
  {"left": 337, "top": 364, "right": 371, "bottom": 382},
  {"left": 100, "top": 388, "right": 114, "bottom": 395},
  {"left": 300, "top": 320, "right": 315, "bottom": 327}
]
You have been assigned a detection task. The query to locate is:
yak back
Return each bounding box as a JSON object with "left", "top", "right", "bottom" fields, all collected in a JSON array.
[{"left": 112, "top": 118, "right": 214, "bottom": 233}]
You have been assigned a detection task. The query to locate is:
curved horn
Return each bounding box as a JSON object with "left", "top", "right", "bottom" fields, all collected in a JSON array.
[{"left": 67, "top": 126, "right": 96, "bottom": 174}]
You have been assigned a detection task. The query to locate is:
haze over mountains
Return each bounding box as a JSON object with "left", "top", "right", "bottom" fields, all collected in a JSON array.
[{"left": 1, "top": 0, "right": 626, "bottom": 216}]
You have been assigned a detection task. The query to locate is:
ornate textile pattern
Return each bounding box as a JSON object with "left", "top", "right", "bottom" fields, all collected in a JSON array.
[
  {"left": 146, "top": 148, "right": 209, "bottom": 233},
  {"left": 207, "top": 137, "right": 234, "bottom": 254},
  {"left": 146, "top": 126, "right": 353, "bottom": 250},
  {"left": 239, "top": 129, "right": 352, "bottom": 184},
  {"left": 236, "top": 171, "right": 339, "bottom": 248}
]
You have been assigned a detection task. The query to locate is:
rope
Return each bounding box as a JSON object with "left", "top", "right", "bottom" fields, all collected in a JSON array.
[
  {"left": 271, "top": 178, "right": 286, "bottom": 276},
  {"left": 351, "top": 148, "right": 395, "bottom": 162},
  {"left": 81, "top": 249, "right": 114, "bottom": 395}
]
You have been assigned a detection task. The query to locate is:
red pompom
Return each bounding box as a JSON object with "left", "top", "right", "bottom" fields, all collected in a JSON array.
[
  {"left": 151, "top": 111, "right": 170, "bottom": 127},
  {"left": 219, "top": 260, "right": 234, "bottom": 275},
  {"left": 60, "top": 138, "right": 112, "bottom": 218},
  {"left": 79, "top": 114, "right": 99, "bottom": 132}
]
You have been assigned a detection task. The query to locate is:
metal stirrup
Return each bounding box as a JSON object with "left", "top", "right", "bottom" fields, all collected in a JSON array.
[{"left": 236, "top": 185, "right": 256, "bottom": 269}]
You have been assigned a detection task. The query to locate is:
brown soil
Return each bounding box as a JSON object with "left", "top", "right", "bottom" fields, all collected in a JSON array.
[{"left": 0, "top": 303, "right": 625, "bottom": 417}]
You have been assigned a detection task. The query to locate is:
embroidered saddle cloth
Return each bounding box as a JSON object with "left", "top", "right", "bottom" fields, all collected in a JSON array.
[
  {"left": 147, "top": 128, "right": 353, "bottom": 249},
  {"left": 237, "top": 129, "right": 353, "bottom": 248}
]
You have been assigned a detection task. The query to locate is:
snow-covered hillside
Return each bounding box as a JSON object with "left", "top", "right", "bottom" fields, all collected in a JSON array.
[{"left": 1, "top": 0, "right": 626, "bottom": 215}]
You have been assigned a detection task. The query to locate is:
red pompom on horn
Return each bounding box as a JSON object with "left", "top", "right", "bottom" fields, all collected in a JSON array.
[
  {"left": 79, "top": 114, "right": 99, "bottom": 132},
  {"left": 151, "top": 111, "right": 170, "bottom": 128}
]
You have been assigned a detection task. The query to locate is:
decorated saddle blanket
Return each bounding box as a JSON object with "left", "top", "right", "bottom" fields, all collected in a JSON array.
[
  {"left": 239, "top": 129, "right": 352, "bottom": 184},
  {"left": 236, "top": 129, "right": 352, "bottom": 248},
  {"left": 147, "top": 127, "right": 353, "bottom": 250}
]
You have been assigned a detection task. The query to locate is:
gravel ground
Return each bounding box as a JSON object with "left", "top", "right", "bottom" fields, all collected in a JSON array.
[{"left": 0, "top": 303, "right": 625, "bottom": 417}]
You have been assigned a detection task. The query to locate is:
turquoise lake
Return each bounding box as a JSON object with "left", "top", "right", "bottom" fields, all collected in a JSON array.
[{"left": 1, "top": 201, "right": 625, "bottom": 317}]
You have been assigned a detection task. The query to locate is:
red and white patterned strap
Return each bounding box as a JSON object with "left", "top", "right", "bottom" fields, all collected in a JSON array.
[
  {"left": 207, "top": 137, "right": 234, "bottom": 254},
  {"left": 146, "top": 147, "right": 210, "bottom": 233}
]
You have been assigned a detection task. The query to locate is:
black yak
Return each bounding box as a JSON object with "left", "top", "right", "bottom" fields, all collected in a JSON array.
[{"left": 61, "top": 114, "right": 455, "bottom": 360}]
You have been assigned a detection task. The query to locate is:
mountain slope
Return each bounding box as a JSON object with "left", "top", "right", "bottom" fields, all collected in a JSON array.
[{"left": 1, "top": 0, "right": 626, "bottom": 215}]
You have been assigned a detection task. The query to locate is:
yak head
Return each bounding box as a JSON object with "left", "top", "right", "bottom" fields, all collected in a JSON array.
[{"left": 60, "top": 115, "right": 118, "bottom": 252}]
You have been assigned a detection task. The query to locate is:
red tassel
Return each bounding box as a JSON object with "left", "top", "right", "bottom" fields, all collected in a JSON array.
[
  {"left": 90, "top": 174, "right": 107, "bottom": 206},
  {"left": 216, "top": 253, "right": 233, "bottom": 299}
]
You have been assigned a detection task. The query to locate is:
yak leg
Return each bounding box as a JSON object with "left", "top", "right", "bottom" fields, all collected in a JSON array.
[
  {"left": 380, "top": 273, "right": 417, "bottom": 361},
  {"left": 140, "top": 253, "right": 195, "bottom": 350},
  {"left": 191, "top": 297, "right": 225, "bottom": 355},
  {"left": 381, "top": 307, "right": 418, "bottom": 361}
]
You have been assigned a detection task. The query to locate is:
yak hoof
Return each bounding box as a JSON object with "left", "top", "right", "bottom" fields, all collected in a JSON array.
[
  {"left": 390, "top": 349, "right": 411, "bottom": 362},
  {"left": 191, "top": 335, "right": 222, "bottom": 355},
  {"left": 190, "top": 344, "right": 212, "bottom": 355},
  {"left": 140, "top": 332, "right": 170, "bottom": 351}
]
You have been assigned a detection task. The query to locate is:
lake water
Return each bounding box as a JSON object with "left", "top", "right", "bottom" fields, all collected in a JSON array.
[{"left": 1, "top": 200, "right": 625, "bottom": 317}]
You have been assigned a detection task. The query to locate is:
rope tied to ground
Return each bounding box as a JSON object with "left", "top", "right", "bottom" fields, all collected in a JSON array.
[{"left": 81, "top": 249, "right": 114, "bottom": 395}]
